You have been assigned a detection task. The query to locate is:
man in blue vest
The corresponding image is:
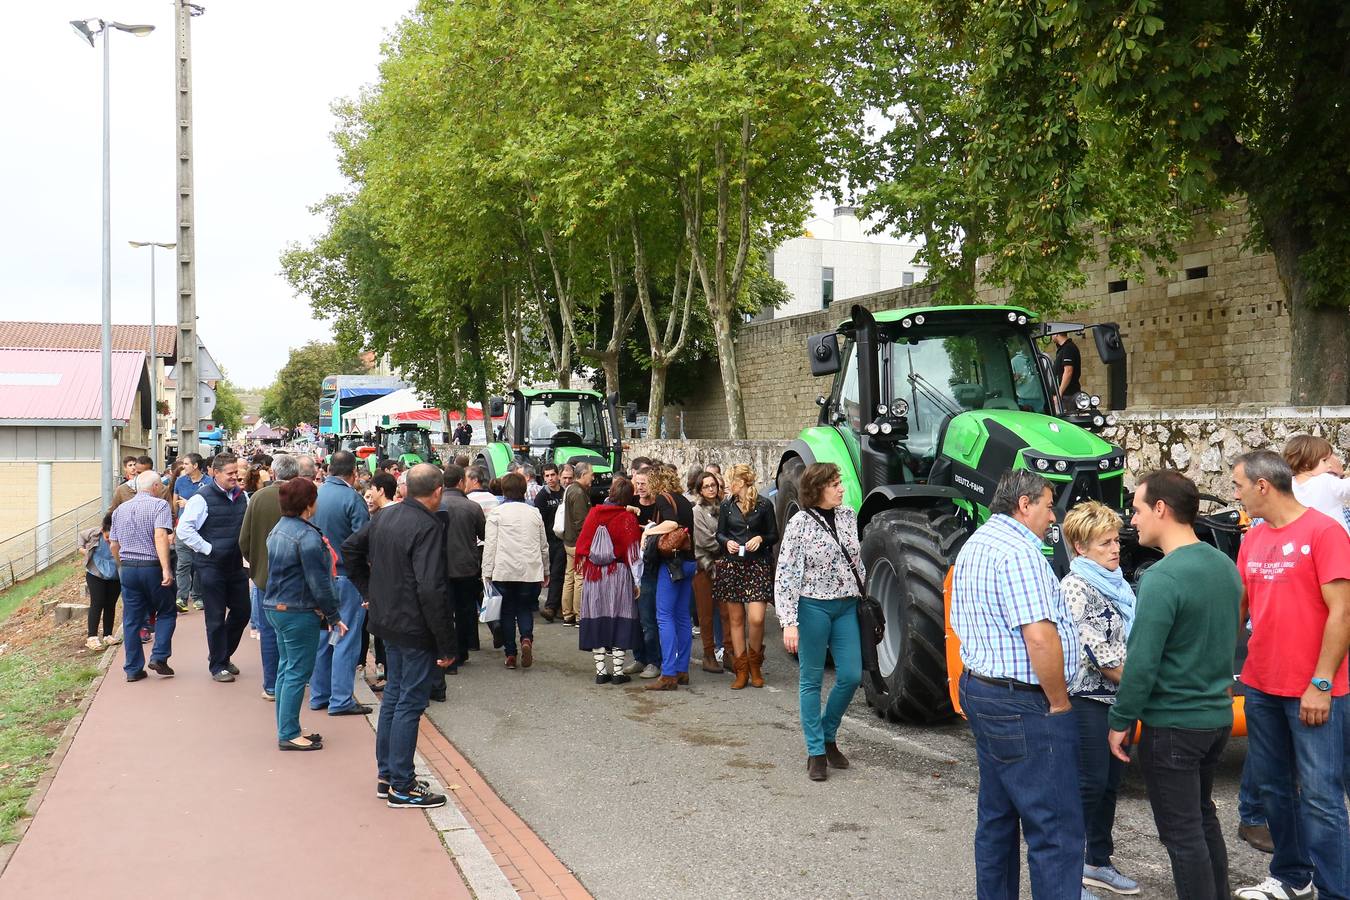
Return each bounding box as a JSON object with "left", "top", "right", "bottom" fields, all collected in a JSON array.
[
  {"left": 177, "top": 452, "right": 251, "bottom": 682},
  {"left": 309, "top": 450, "right": 372, "bottom": 715}
]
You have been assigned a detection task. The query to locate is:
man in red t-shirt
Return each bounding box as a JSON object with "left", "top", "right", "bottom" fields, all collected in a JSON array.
[{"left": 1232, "top": 450, "right": 1350, "bottom": 900}]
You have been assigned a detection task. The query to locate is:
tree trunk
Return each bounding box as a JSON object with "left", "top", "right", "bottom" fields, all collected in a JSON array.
[
  {"left": 462, "top": 316, "right": 493, "bottom": 435},
  {"left": 711, "top": 310, "right": 747, "bottom": 438},
  {"left": 1264, "top": 212, "right": 1350, "bottom": 405},
  {"left": 647, "top": 361, "right": 668, "bottom": 436}
]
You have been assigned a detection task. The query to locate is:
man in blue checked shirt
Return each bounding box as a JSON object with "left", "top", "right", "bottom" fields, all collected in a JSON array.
[{"left": 952, "top": 469, "right": 1084, "bottom": 900}]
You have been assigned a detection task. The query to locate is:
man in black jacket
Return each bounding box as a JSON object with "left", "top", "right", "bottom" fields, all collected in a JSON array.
[
  {"left": 534, "top": 462, "right": 566, "bottom": 622},
  {"left": 343, "top": 463, "right": 453, "bottom": 810},
  {"left": 436, "top": 464, "right": 486, "bottom": 688}
]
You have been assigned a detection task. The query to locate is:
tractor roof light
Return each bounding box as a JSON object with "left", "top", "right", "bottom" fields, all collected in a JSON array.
[
  {"left": 1099, "top": 458, "right": 1110, "bottom": 470},
  {"left": 1007, "top": 312, "right": 1017, "bottom": 321},
  {"left": 914, "top": 314, "right": 926, "bottom": 325},
  {"left": 1054, "top": 460, "right": 1069, "bottom": 473},
  {"left": 880, "top": 422, "right": 893, "bottom": 434},
  {"left": 1035, "top": 458, "right": 1050, "bottom": 471},
  {"left": 877, "top": 403, "right": 888, "bottom": 415},
  {"left": 1090, "top": 394, "right": 1102, "bottom": 408},
  {"left": 901, "top": 317, "right": 913, "bottom": 328},
  {"left": 1106, "top": 414, "right": 1118, "bottom": 427},
  {"left": 892, "top": 399, "right": 909, "bottom": 416},
  {"left": 865, "top": 422, "right": 880, "bottom": 435},
  {"left": 1092, "top": 415, "right": 1106, "bottom": 427},
  {"left": 1074, "top": 392, "right": 1091, "bottom": 411},
  {"left": 1017, "top": 315, "right": 1027, "bottom": 325}
]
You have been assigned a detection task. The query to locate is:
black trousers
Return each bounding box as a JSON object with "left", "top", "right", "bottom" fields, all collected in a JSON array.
[
  {"left": 86, "top": 573, "right": 120, "bottom": 637},
  {"left": 197, "top": 558, "right": 251, "bottom": 675},
  {"left": 544, "top": 539, "right": 565, "bottom": 611},
  {"left": 1138, "top": 724, "right": 1232, "bottom": 900},
  {"left": 448, "top": 576, "right": 481, "bottom": 655}
]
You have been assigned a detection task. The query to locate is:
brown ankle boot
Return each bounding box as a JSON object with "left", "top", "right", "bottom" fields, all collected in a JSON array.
[
  {"left": 694, "top": 572, "right": 721, "bottom": 672},
  {"left": 748, "top": 646, "right": 765, "bottom": 688},
  {"left": 807, "top": 755, "right": 828, "bottom": 782},
  {"left": 644, "top": 675, "right": 678, "bottom": 691},
  {"left": 676, "top": 671, "right": 689, "bottom": 685},
  {"left": 824, "top": 741, "right": 849, "bottom": 769},
  {"left": 730, "top": 652, "right": 749, "bottom": 690}
]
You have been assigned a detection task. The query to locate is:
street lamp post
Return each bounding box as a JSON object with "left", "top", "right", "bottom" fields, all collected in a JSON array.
[
  {"left": 129, "top": 241, "right": 175, "bottom": 468},
  {"left": 71, "top": 17, "right": 154, "bottom": 509}
]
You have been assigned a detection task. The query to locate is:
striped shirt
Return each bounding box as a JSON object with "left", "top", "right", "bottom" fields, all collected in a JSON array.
[
  {"left": 951, "top": 514, "right": 1077, "bottom": 685},
  {"left": 109, "top": 490, "right": 173, "bottom": 562}
]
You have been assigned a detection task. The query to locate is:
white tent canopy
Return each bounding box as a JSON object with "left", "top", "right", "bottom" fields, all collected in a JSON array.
[{"left": 340, "top": 388, "right": 440, "bottom": 434}]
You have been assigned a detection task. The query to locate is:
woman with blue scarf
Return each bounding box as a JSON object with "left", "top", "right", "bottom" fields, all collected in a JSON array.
[{"left": 1061, "top": 501, "right": 1139, "bottom": 897}]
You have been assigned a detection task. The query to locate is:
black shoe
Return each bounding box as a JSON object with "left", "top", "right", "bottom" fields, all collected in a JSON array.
[
  {"left": 310, "top": 701, "right": 329, "bottom": 710},
  {"left": 147, "top": 659, "right": 175, "bottom": 677},
  {"left": 387, "top": 783, "right": 446, "bottom": 809},
  {"left": 377, "top": 777, "right": 429, "bottom": 799},
  {"left": 278, "top": 738, "right": 323, "bottom": 752},
  {"left": 304, "top": 733, "right": 323, "bottom": 743},
  {"left": 225, "top": 662, "right": 240, "bottom": 675},
  {"left": 610, "top": 673, "right": 631, "bottom": 685},
  {"left": 212, "top": 670, "right": 235, "bottom": 683},
  {"left": 595, "top": 672, "right": 612, "bottom": 685},
  {"left": 807, "top": 755, "right": 828, "bottom": 782},
  {"left": 540, "top": 608, "right": 556, "bottom": 623},
  {"left": 429, "top": 691, "right": 446, "bottom": 702},
  {"left": 329, "top": 703, "right": 373, "bottom": 716},
  {"left": 126, "top": 670, "right": 147, "bottom": 683},
  {"left": 824, "top": 741, "right": 850, "bottom": 769}
]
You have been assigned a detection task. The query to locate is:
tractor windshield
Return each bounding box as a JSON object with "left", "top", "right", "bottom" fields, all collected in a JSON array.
[
  {"left": 383, "top": 429, "right": 431, "bottom": 460},
  {"left": 527, "top": 397, "right": 607, "bottom": 447},
  {"left": 886, "top": 326, "right": 1049, "bottom": 462}
]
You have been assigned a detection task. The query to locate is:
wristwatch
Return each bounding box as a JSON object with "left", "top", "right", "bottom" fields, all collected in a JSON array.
[{"left": 1311, "top": 677, "right": 1332, "bottom": 692}]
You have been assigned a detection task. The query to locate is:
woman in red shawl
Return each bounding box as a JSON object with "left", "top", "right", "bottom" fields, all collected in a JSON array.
[{"left": 575, "top": 476, "right": 645, "bottom": 685}]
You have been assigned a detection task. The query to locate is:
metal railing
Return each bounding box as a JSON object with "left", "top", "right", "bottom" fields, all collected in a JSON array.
[{"left": 0, "top": 497, "right": 103, "bottom": 592}]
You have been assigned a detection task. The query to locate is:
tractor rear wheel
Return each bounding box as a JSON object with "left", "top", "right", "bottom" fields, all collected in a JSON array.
[{"left": 860, "top": 507, "right": 967, "bottom": 724}]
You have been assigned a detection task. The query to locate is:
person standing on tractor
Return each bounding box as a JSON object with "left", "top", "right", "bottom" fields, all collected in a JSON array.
[
  {"left": 1051, "top": 332, "right": 1082, "bottom": 411},
  {"left": 951, "top": 468, "right": 1082, "bottom": 899},
  {"left": 1231, "top": 451, "right": 1350, "bottom": 900},
  {"left": 716, "top": 465, "right": 778, "bottom": 688},
  {"left": 1107, "top": 470, "right": 1240, "bottom": 899},
  {"left": 774, "top": 462, "right": 863, "bottom": 783}
]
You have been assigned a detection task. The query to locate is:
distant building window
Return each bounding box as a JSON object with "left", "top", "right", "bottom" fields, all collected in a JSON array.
[
  {"left": 821, "top": 267, "right": 835, "bottom": 308},
  {"left": 1108, "top": 279, "right": 1128, "bottom": 293},
  {"left": 1185, "top": 265, "right": 1209, "bottom": 280},
  {"left": 902, "top": 271, "right": 915, "bottom": 287}
]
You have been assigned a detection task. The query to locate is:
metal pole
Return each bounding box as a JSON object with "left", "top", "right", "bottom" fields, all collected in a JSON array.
[
  {"left": 100, "top": 24, "right": 114, "bottom": 510},
  {"left": 175, "top": 1, "right": 201, "bottom": 458},
  {"left": 149, "top": 244, "right": 158, "bottom": 467}
]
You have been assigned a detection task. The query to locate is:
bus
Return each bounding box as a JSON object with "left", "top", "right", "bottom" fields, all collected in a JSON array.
[{"left": 318, "top": 375, "right": 405, "bottom": 435}]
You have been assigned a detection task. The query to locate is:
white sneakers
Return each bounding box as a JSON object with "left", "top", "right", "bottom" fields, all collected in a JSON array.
[
  {"left": 1235, "top": 877, "right": 1314, "bottom": 900},
  {"left": 102, "top": 633, "right": 122, "bottom": 646},
  {"left": 85, "top": 636, "right": 102, "bottom": 651}
]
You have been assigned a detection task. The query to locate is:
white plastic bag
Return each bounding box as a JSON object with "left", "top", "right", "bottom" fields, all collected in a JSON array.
[{"left": 479, "top": 579, "right": 502, "bottom": 623}]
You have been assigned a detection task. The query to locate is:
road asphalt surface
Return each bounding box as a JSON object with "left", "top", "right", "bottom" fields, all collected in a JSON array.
[{"left": 423, "top": 613, "right": 1274, "bottom": 899}]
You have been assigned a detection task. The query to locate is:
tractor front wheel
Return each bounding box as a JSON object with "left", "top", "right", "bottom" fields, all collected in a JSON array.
[
  {"left": 860, "top": 508, "right": 966, "bottom": 724},
  {"left": 774, "top": 456, "right": 805, "bottom": 547}
]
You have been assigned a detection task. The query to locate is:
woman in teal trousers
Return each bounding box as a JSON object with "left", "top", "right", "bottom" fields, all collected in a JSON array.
[
  {"left": 773, "top": 462, "right": 863, "bottom": 783},
  {"left": 262, "top": 477, "right": 346, "bottom": 751}
]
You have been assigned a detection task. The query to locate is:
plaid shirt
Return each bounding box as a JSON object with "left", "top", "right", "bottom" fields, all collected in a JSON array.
[
  {"left": 951, "top": 514, "right": 1077, "bottom": 685},
  {"left": 109, "top": 490, "right": 173, "bottom": 562}
]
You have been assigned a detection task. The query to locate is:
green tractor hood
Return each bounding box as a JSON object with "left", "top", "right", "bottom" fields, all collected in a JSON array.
[{"left": 552, "top": 445, "right": 613, "bottom": 473}]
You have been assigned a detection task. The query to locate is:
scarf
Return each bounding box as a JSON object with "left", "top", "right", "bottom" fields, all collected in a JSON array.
[{"left": 1070, "top": 555, "right": 1136, "bottom": 636}]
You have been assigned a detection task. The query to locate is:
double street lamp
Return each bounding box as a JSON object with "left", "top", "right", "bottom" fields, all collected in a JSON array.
[
  {"left": 129, "top": 241, "right": 175, "bottom": 468},
  {"left": 70, "top": 17, "right": 155, "bottom": 508}
]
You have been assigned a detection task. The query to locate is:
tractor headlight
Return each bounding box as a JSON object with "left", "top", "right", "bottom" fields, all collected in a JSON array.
[
  {"left": 1092, "top": 415, "right": 1105, "bottom": 427},
  {"left": 1090, "top": 394, "right": 1101, "bottom": 408},
  {"left": 877, "top": 403, "right": 888, "bottom": 415},
  {"left": 865, "top": 422, "right": 880, "bottom": 435},
  {"left": 1114, "top": 455, "right": 1126, "bottom": 469},
  {"left": 901, "top": 318, "right": 913, "bottom": 328},
  {"left": 892, "top": 399, "right": 909, "bottom": 416},
  {"left": 1007, "top": 312, "right": 1017, "bottom": 322},
  {"left": 1017, "top": 315, "right": 1027, "bottom": 325},
  {"left": 1074, "top": 392, "right": 1091, "bottom": 411},
  {"left": 1105, "top": 414, "right": 1118, "bottom": 427},
  {"left": 1054, "top": 459, "right": 1069, "bottom": 473},
  {"left": 1035, "top": 458, "right": 1050, "bottom": 471},
  {"left": 1099, "top": 458, "right": 1110, "bottom": 470},
  {"left": 880, "top": 422, "right": 893, "bottom": 435},
  {"left": 914, "top": 315, "right": 926, "bottom": 325}
]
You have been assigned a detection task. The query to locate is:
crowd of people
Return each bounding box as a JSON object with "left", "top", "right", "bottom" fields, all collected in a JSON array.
[{"left": 86, "top": 433, "right": 1348, "bottom": 898}]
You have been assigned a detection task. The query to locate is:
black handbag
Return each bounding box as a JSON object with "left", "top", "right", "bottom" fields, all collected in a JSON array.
[{"left": 806, "top": 511, "right": 886, "bottom": 647}]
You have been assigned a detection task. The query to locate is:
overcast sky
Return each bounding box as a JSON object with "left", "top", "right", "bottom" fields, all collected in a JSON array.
[{"left": 0, "top": 1, "right": 411, "bottom": 388}]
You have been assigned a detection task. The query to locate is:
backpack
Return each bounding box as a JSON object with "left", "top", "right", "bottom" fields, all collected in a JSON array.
[{"left": 589, "top": 523, "right": 616, "bottom": 567}]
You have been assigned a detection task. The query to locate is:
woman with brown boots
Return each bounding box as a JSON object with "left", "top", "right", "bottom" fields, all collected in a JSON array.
[
  {"left": 691, "top": 470, "right": 731, "bottom": 674},
  {"left": 714, "top": 465, "right": 778, "bottom": 689}
]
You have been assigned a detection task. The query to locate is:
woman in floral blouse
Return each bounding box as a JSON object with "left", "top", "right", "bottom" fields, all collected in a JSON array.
[
  {"left": 1060, "top": 500, "right": 1139, "bottom": 896},
  {"left": 774, "top": 462, "right": 863, "bottom": 783}
]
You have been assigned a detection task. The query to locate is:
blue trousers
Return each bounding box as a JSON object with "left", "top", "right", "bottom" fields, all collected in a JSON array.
[
  {"left": 267, "top": 609, "right": 319, "bottom": 741},
  {"left": 959, "top": 672, "right": 1084, "bottom": 900},
  {"left": 1238, "top": 749, "right": 1266, "bottom": 827},
  {"left": 655, "top": 560, "right": 696, "bottom": 676},
  {"left": 796, "top": 597, "right": 861, "bottom": 756},
  {"left": 377, "top": 642, "right": 435, "bottom": 791},
  {"left": 636, "top": 569, "right": 660, "bottom": 666},
  {"left": 119, "top": 563, "right": 177, "bottom": 676},
  {"left": 250, "top": 581, "right": 277, "bottom": 694},
  {"left": 494, "top": 581, "right": 538, "bottom": 657},
  {"left": 1245, "top": 687, "right": 1349, "bottom": 899},
  {"left": 309, "top": 576, "right": 366, "bottom": 713},
  {"left": 1071, "top": 696, "right": 1124, "bottom": 867}
]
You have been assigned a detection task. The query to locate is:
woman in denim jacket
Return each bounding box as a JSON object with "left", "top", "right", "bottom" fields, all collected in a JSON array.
[{"left": 262, "top": 478, "right": 345, "bottom": 751}]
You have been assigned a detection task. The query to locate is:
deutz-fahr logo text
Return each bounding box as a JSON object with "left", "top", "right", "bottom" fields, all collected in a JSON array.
[{"left": 954, "top": 473, "right": 986, "bottom": 496}]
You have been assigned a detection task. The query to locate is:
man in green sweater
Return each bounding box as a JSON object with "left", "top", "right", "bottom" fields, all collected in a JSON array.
[{"left": 1108, "top": 469, "right": 1240, "bottom": 899}]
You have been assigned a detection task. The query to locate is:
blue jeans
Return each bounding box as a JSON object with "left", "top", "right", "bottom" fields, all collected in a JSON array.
[
  {"left": 267, "top": 609, "right": 319, "bottom": 741},
  {"left": 1238, "top": 750, "right": 1266, "bottom": 827},
  {"left": 494, "top": 581, "right": 538, "bottom": 657},
  {"left": 637, "top": 569, "right": 660, "bottom": 666},
  {"left": 119, "top": 563, "right": 177, "bottom": 676},
  {"left": 796, "top": 597, "right": 861, "bottom": 756},
  {"left": 959, "top": 672, "right": 1084, "bottom": 900},
  {"left": 309, "top": 576, "right": 367, "bottom": 713},
  {"left": 377, "top": 642, "right": 436, "bottom": 791},
  {"left": 250, "top": 581, "right": 278, "bottom": 694},
  {"left": 1245, "top": 687, "right": 1349, "bottom": 899},
  {"left": 1072, "top": 696, "right": 1124, "bottom": 867},
  {"left": 655, "top": 560, "right": 696, "bottom": 676}
]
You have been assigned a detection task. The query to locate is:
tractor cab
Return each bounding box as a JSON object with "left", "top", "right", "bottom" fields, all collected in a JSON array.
[
  {"left": 374, "top": 424, "right": 436, "bottom": 469},
  {"left": 482, "top": 389, "right": 624, "bottom": 500}
]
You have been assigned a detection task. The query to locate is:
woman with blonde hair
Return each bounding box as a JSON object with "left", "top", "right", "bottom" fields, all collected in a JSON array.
[
  {"left": 1283, "top": 434, "right": 1350, "bottom": 534},
  {"left": 641, "top": 463, "right": 697, "bottom": 690},
  {"left": 715, "top": 464, "right": 778, "bottom": 688},
  {"left": 1060, "top": 500, "right": 1139, "bottom": 895}
]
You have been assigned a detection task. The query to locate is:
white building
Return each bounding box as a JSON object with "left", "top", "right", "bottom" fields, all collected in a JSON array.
[{"left": 764, "top": 207, "right": 927, "bottom": 319}]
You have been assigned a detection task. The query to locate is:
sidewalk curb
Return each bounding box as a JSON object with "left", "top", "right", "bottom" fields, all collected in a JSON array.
[
  {"left": 355, "top": 679, "right": 518, "bottom": 900},
  {"left": 0, "top": 642, "right": 117, "bottom": 878}
]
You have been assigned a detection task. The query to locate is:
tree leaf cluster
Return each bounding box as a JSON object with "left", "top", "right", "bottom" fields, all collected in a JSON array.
[{"left": 258, "top": 341, "right": 369, "bottom": 430}]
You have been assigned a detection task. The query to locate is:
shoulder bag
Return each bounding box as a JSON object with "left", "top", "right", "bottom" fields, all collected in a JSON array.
[{"left": 655, "top": 492, "right": 691, "bottom": 558}]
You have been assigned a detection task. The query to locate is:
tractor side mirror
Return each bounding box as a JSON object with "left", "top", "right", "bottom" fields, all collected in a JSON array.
[
  {"left": 625, "top": 402, "right": 638, "bottom": 424},
  {"left": 489, "top": 396, "right": 505, "bottom": 418},
  {"left": 1093, "top": 322, "right": 1125, "bottom": 365},
  {"left": 807, "top": 332, "right": 841, "bottom": 376}
]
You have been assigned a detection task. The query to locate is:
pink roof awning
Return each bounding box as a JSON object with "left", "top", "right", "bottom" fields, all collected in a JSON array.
[{"left": 0, "top": 349, "right": 145, "bottom": 423}]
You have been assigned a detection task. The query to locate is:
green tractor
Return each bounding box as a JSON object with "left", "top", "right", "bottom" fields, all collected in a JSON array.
[
  {"left": 775, "top": 303, "right": 1245, "bottom": 725},
  {"left": 481, "top": 388, "right": 624, "bottom": 501},
  {"left": 365, "top": 422, "right": 438, "bottom": 473}
]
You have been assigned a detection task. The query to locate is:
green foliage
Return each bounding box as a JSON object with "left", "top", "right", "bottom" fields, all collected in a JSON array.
[
  {"left": 258, "top": 342, "right": 367, "bottom": 430},
  {"left": 211, "top": 370, "right": 245, "bottom": 436}
]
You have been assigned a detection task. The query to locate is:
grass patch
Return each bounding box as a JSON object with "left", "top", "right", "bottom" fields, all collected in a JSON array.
[{"left": 0, "top": 556, "right": 81, "bottom": 626}]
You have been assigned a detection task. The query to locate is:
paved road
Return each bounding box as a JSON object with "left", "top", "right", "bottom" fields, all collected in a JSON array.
[{"left": 425, "top": 615, "right": 1273, "bottom": 899}]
